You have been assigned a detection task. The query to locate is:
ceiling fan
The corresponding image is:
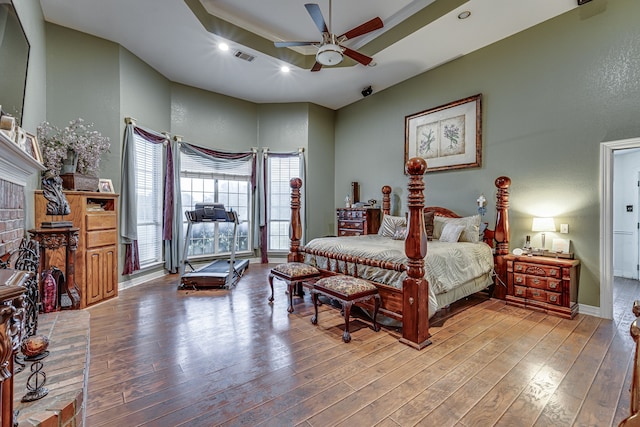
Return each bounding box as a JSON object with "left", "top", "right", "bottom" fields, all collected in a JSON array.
[{"left": 274, "top": 3, "right": 383, "bottom": 72}]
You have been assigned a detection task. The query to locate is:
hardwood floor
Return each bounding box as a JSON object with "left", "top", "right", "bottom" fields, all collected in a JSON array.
[{"left": 85, "top": 265, "right": 640, "bottom": 426}]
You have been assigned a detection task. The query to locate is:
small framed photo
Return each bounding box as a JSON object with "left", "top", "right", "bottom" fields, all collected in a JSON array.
[
  {"left": 25, "top": 131, "right": 42, "bottom": 163},
  {"left": 98, "top": 178, "right": 115, "bottom": 193}
]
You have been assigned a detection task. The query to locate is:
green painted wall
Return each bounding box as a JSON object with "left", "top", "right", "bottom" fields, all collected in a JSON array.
[
  {"left": 45, "top": 23, "right": 121, "bottom": 188},
  {"left": 171, "top": 83, "right": 258, "bottom": 149},
  {"left": 335, "top": 0, "right": 640, "bottom": 307},
  {"left": 307, "top": 104, "right": 335, "bottom": 239}
]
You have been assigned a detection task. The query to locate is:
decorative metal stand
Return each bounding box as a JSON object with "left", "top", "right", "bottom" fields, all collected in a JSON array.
[{"left": 21, "top": 350, "right": 49, "bottom": 402}]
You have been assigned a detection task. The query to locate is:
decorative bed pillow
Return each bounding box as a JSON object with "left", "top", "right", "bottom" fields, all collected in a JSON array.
[
  {"left": 378, "top": 215, "right": 407, "bottom": 238},
  {"left": 439, "top": 223, "right": 465, "bottom": 243},
  {"left": 392, "top": 226, "right": 407, "bottom": 240},
  {"left": 423, "top": 211, "right": 435, "bottom": 241},
  {"left": 433, "top": 214, "right": 481, "bottom": 243}
]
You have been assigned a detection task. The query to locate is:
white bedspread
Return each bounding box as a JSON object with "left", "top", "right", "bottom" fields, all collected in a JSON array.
[{"left": 302, "top": 235, "right": 494, "bottom": 295}]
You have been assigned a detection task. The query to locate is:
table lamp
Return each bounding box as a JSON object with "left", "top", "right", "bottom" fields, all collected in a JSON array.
[{"left": 531, "top": 217, "right": 556, "bottom": 250}]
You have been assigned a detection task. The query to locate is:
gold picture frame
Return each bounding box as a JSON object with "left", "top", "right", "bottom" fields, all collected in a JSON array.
[
  {"left": 404, "top": 94, "right": 482, "bottom": 173},
  {"left": 98, "top": 178, "right": 114, "bottom": 193}
]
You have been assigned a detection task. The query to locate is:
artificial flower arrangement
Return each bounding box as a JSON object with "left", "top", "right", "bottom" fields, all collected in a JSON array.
[{"left": 37, "top": 118, "right": 110, "bottom": 177}]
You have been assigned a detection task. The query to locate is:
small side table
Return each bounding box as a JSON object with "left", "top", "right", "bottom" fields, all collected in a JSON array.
[{"left": 28, "top": 228, "right": 81, "bottom": 310}]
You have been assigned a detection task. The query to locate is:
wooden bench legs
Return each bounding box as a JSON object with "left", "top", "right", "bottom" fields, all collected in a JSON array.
[{"left": 310, "top": 276, "right": 381, "bottom": 343}]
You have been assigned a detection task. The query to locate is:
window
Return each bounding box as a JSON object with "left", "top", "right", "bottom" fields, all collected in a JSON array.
[
  {"left": 268, "top": 155, "right": 301, "bottom": 251},
  {"left": 133, "top": 133, "right": 164, "bottom": 266},
  {"left": 180, "top": 147, "right": 252, "bottom": 258}
]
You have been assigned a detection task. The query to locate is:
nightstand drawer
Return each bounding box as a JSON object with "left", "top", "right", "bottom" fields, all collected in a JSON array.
[
  {"left": 338, "top": 210, "right": 364, "bottom": 220},
  {"left": 338, "top": 221, "right": 365, "bottom": 230},
  {"left": 514, "top": 262, "right": 561, "bottom": 278},
  {"left": 339, "top": 229, "right": 363, "bottom": 237},
  {"left": 527, "top": 287, "right": 547, "bottom": 303},
  {"left": 514, "top": 285, "right": 527, "bottom": 298}
]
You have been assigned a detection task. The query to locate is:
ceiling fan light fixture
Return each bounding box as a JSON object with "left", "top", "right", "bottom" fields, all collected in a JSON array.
[{"left": 316, "top": 43, "right": 343, "bottom": 66}]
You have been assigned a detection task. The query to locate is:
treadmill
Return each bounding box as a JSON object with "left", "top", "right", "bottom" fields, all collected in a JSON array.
[{"left": 179, "top": 203, "right": 249, "bottom": 289}]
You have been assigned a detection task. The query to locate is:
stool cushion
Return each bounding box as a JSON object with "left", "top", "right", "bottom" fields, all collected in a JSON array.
[
  {"left": 315, "top": 275, "right": 377, "bottom": 297},
  {"left": 272, "top": 262, "right": 319, "bottom": 278}
]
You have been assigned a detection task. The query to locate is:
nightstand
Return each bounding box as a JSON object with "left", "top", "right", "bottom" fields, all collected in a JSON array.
[
  {"left": 336, "top": 207, "right": 381, "bottom": 236},
  {"left": 504, "top": 254, "right": 580, "bottom": 319}
]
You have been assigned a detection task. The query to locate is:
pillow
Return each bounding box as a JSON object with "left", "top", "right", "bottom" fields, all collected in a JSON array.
[
  {"left": 378, "top": 215, "right": 407, "bottom": 238},
  {"left": 433, "top": 214, "right": 481, "bottom": 243},
  {"left": 392, "top": 226, "right": 407, "bottom": 240},
  {"left": 439, "top": 223, "right": 465, "bottom": 243},
  {"left": 423, "top": 211, "right": 435, "bottom": 241}
]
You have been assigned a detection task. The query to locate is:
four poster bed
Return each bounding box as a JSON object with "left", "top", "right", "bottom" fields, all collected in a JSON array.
[{"left": 286, "top": 157, "right": 511, "bottom": 349}]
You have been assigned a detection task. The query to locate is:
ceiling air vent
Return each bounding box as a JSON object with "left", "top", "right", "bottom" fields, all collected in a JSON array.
[{"left": 234, "top": 51, "right": 255, "bottom": 62}]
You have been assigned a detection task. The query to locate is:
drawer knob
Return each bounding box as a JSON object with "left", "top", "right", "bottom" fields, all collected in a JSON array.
[
  {"left": 515, "top": 265, "right": 523, "bottom": 271},
  {"left": 549, "top": 282, "right": 558, "bottom": 289},
  {"left": 515, "top": 277, "right": 523, "bottom": 283},
  {"left": 533, "top": 291, "right": 541, "bottom": 297},
  {"left": 550, "top": 269, "right": 557, "bottom": 275},
  {"left": 532, "top": 278, "right": 540, "bottom": 285},
  {"left": 516, "top": 289, "right": 523, "bottom": 296},
  {"left": 550, "top": 295, "right": 558, "bottom": 302}
]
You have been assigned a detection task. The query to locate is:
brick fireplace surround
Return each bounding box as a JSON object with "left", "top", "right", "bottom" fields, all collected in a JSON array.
[{"left": 1, "top": 132, "right": 89, "bottom": 427}]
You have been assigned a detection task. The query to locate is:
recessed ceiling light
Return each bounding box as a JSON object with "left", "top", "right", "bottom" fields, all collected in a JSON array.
[
  {"left": 280, "top": 65, "right": 290, "bottom": 73},
  {"left": 218, "top": 42, "right": 229, "bottom": 51},
  {"left": 458, "top": 10, "right": 471, "bottom": 19}
]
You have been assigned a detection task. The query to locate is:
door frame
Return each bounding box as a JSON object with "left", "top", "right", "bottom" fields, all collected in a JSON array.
[{"left": 600, "top": 137, "right": 640, "bottom": 319}]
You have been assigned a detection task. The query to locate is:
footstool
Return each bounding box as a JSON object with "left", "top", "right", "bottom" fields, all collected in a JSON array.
[
  {"left": 310, "top": 275, "right": 381, "bottom": 343},
  {"left": 268, "top": 262, "right": 320, "bottom": 313}
]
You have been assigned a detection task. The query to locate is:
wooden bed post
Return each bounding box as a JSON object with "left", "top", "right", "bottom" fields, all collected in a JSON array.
[
  {"left": 382, "top": 185, "right": 391, "bottom": 215},
  {"left": 288, "top": 177, "right": 303, "bottom": 263},
  {"left": 400, "top": 157, "right": 431, "bottom": 350},
  {"left": 493, "top": 176, "right": 511, "bottom": 300}
]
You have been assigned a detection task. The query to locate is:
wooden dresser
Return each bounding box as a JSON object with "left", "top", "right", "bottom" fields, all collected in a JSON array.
[
  {"left": 336, "top": 207, "right": 381, "bottom": 236},
  {"left": 504, "top": 254, "right": 580, "bottom": 319},
  {"left": 35, "top": 190, "right": 119, "bottom": 308}
]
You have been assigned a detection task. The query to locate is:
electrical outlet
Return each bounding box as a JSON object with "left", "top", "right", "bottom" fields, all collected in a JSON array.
[{"left": 560, "top": 224, "right": 569, "bottom": 234}]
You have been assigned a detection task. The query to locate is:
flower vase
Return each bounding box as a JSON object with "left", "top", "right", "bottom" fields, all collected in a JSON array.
[{"left": 61, "top": 149, "right": 78, "bottom": 174}]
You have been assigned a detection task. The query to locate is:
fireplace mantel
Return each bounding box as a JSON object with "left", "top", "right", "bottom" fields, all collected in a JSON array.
[{"left": 0, "top": 130, "right": 45, "bottom": 186}]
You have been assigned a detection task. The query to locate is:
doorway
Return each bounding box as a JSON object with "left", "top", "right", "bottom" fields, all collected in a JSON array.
[{"left": 600, "top": 137, "right": 640, "bottom": 320}]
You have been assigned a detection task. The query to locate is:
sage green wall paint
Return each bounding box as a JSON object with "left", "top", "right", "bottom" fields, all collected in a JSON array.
[
  {"left": 307, "top": 103, "right": 335, "bottom": 239},
  {"left": 12, "top": 1, "right": 47, "bottom": 230},
  {"left": 45, "top": 23, "right": 121, "bottom": 189},
  {"left": 335, "top": 0, "right": 640, "bottom": 307},
  {"left": 171, "top": 83, "right": 258, "bottom": 149},
  {"left": 119, "top": 46, "right": 171, "bottom": 142},
  {"left": 256, "top": 102, "right": 336, "bottom": 241}
]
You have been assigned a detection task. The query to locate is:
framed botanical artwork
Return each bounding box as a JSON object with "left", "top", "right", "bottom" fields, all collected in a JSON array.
[
  {"left": 25, "top": 131, "right": 43, "bottom": 163},
  {"left": 98, "top": 178, "right": 115, "bottom": 193},
  {"left": 404, "top": 94, "right": 482, "bottom": 173}
]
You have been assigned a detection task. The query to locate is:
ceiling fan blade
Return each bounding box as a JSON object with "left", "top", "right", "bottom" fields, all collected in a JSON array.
[
  {"left": 304, "top": 3, "right": 328, "bottom": 34},
  {"left": 342, "top": 47, "right": 373, "bottom": 66},
  {"left": 340, "top": 17, "right": 383, "bottom": 40},
  {"left": 311, "top": 61, "right": 323, "bottom": 72},
  {"left": 274, "top": 41, "right": 316, "bottom": 48}
]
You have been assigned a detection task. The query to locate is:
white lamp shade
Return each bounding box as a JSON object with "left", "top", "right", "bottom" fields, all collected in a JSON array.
[
  {"left": 316, "top": 43, "right": 343, "bottom": 65},
  {"left": 531, "top": 217, "right": 556, "bottom": 232}
]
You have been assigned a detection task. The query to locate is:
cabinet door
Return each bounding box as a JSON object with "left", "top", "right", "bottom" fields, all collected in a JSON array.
[
  {"left": 86, "top": 247, "right": 103, "bottom": 305},
  {"left": 102, "top": 246, "right": 117, "bottom": 299},
  {"left": 85, "top": 245, "right": 118, "bottom": 305}
]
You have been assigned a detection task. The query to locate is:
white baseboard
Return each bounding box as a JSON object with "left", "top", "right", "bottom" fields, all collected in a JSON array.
[{"left": 579, "top": 303, "right": 603, "bottom": 319}]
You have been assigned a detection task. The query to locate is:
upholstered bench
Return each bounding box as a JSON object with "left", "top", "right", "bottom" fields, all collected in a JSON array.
[
  {"left": 310, "top": 275, "right": 381, "bottom": 343},
  {"left": 268, "top": 262, "right": 320, "bottom": 313}
]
